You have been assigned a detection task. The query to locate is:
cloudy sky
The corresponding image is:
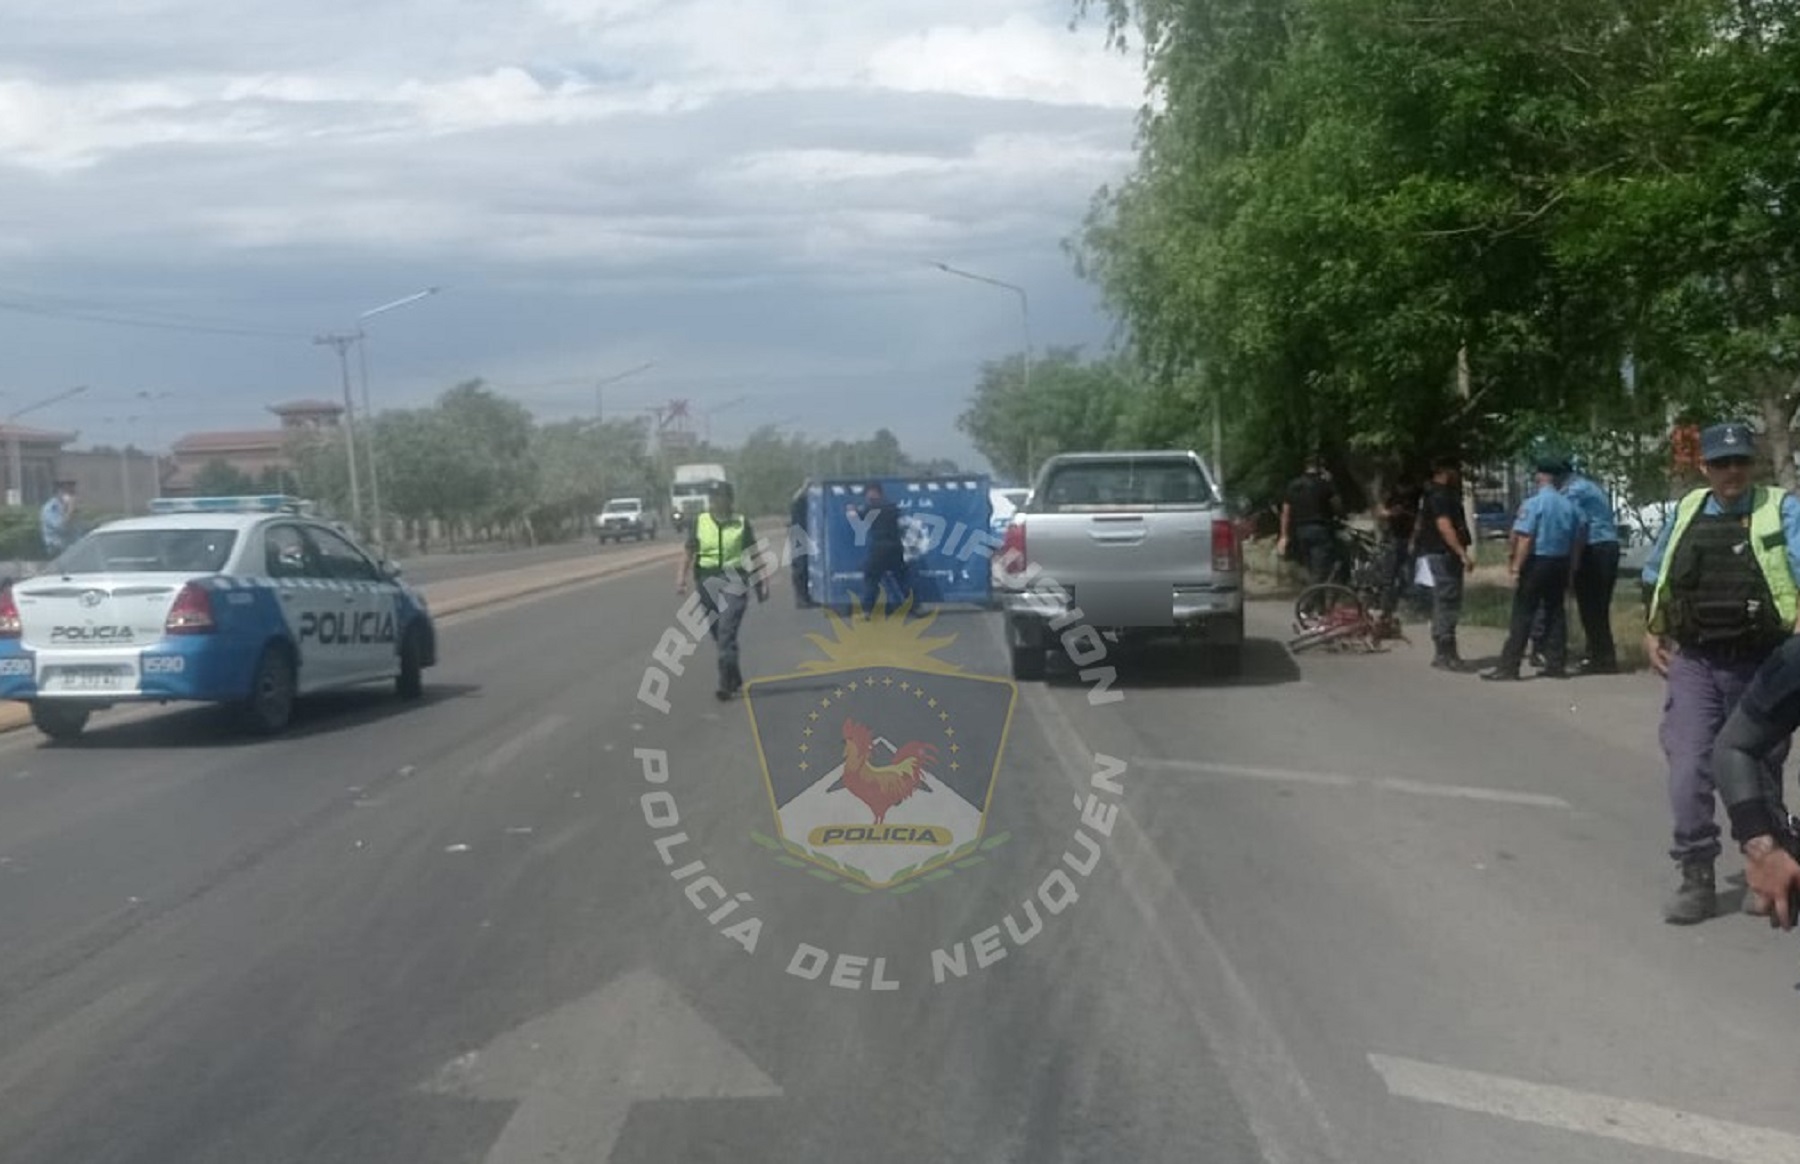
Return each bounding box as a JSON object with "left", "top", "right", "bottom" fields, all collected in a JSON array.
[{"left": 0, "top": 0, "right": 1147, "bottom": 474}]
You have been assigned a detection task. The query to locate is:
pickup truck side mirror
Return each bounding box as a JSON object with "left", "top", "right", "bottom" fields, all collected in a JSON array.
[{"left": 379, "top": 560, "right": 403, "bottom": 580}]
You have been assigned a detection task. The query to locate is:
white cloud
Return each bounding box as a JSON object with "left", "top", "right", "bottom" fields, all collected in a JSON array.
[{"left": 0, "top": 0, "right": 1143, "bottom": 466}]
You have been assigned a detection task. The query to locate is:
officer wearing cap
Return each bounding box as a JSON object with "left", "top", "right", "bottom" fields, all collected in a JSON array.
[
  {"left": 676, "top": 480, "right": 768, "bottom": 700},
  {"left": 1560, "top": 456, "right": 1624, "bottom": 674},
  {"left": 1484, "top": 457, "right": 1585, "bottom": 680},
  {"left": 1641, "top": 420, "right": 1800, "bottom": 923}
]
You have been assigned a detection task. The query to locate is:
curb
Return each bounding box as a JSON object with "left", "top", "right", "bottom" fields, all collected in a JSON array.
[
  {"left": 426, "top": 545, "right": 680, "bottom": 618},
  {"left": 0, "top": 545, "right": 684, "bottom": 738}
]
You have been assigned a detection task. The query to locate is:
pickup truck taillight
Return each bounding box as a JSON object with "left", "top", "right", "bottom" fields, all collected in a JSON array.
[
  {"left": 0, "top": 586, "right": 19, "bottom": 639},
  {"left": 164, "top": 582, "right": 216, "bottom": 634},
  {"left": 1212, "top": 519, "right": 1240, "bottom": 574},
  {"left": 999, "top": 519, "right": 1027, "bottom": 574}
]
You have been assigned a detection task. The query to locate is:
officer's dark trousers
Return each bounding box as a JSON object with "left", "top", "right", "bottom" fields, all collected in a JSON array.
[
  {"left": 696, "top": 571, "right": 750, "bottom": 692},
  {"left": 1572, "top": 540, "right": 1621, "bottom": 667},
  {"left": 791, "top": 554, "right": 811, "bottom": 607},
  {"left": 1294, "top": 523, "right": 1339, "bottom": 585},
  {"left": 1662, "top": 645, "right": 1788, "bottom": 865},
  {"left": 1499, "top": 556, "right": 1570, "bottom": 672},
  {"left": 861, "top": 547, "right": 911, "bottom": 614}
]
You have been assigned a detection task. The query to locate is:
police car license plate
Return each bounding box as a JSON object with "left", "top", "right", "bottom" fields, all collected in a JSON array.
[{"left": 47, "top": 666, "right": 131, "bottom": 692}]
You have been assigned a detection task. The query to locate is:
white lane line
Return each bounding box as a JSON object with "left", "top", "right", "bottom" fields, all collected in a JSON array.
[
  {"left": 1369, "top": 1053, "right": 1800, "bottom": 1161},
  {"left": 479, "top": 714, "right": 569, "bottom": 776},
  {"left": 1135, "top": 758, "right": 1571, "bottom": 809},
  {"left": 1008, "top": 681, "right": 1349, "bottom": 1163}
]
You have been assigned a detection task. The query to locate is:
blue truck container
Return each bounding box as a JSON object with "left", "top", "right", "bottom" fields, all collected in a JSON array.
[{"left": 804, "top": 475, "right": 994, "bottom": 614}]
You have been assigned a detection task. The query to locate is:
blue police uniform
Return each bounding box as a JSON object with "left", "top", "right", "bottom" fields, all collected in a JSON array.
[
  {"left": 1486, "top": 468, "right": 1584, "bottom": 679},
  {"left": 1639, "top": 421, "right": 1800, "bottom": 922},
  {"left": 1564, "top": 471, "right": 1623, "bottom": 672}
]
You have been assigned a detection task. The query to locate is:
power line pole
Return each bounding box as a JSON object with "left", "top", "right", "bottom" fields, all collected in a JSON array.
[{"left": 313, "top": 333, "right": 364, "bottom": 531}]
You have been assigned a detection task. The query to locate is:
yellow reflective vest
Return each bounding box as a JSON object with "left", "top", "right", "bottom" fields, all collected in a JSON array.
[
  {"left": 1648, "top": 485, "right": 1799, "bottom": 636},
  {"left": 693, "top": 511, "right": 751, "bottom": 572}
]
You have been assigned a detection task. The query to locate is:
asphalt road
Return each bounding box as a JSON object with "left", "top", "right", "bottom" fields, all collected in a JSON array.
[{"left": 2, "top": 562, "right": 1798, "bottom": 1163}]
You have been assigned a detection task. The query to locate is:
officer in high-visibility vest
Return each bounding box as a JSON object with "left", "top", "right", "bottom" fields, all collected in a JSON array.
[
  {"left": 677, "top": 481, "right": 768, "bottom": 700},
  {"left": 1642, "top": 421, "right": 1800, "bottom": 923}
]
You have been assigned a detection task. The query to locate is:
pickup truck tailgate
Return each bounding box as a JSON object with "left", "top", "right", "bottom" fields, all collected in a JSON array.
[{"left": 1019, "top": 455, "right": 1232, "bottom": 626}]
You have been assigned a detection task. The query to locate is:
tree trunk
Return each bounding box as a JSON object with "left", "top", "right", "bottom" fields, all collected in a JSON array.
[
  {"left": 1753, "top": 374, "right": 1798, "bottom": 492},
  {"left": 1457, "top": 342, "right": 1481, "bottom": 553}
]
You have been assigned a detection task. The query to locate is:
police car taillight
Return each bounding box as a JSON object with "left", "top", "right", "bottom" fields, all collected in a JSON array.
[
  {"left": 0, "top": 586, "right": 19, "bottom": 639},
  {"left": 164, "top": 583, "right": 215, "bottom": 634}
]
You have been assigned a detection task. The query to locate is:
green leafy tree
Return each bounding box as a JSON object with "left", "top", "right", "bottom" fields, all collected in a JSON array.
[
  {"left": 1065, "top": 0, "right": 1740, "bottom": 504},
  {"left": 191, "top": 459, "right": 257, "bottom": 496},
  {"left": 958, "top": 347, "right": 1141, "bottom": 481}
]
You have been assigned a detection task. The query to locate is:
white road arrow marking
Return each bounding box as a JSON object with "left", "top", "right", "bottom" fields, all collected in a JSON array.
[{"left": 421, "top": 970, "right": 782, "bottom": 1163}]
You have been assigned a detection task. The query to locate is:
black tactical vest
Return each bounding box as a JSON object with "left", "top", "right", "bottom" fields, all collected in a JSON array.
[{"left": 1664, "top": 512, "right": 1784, "bottom": 651}]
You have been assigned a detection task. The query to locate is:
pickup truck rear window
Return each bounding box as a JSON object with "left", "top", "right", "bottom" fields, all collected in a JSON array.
[{"left": 1038, "top": 461, "right": 1216, "bottom": 511}]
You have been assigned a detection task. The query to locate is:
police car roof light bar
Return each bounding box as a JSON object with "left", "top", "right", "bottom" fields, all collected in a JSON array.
[{"left": 148, "top": 495, "right": 315, "bottom": 516}]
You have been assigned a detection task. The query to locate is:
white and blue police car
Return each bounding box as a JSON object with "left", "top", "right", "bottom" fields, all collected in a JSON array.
[{"left": 0, "top": 495, "right": 437, "bottom": 741}]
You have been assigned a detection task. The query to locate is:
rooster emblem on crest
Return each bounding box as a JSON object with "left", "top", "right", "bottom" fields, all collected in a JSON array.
[{"left": 828, "top": 718, "right": 937, "bottom": 824}]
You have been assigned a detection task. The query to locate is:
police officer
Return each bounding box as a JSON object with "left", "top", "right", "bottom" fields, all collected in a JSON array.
[
  {"left": 39, "top": 479, "right": 77, "bottom": 559},
  {"left": 1643, "top": 421, "right": 1800, "bottom": 922},
  {"left": 1562, "top": 459, "right": 1624, "bottom": 674},
  {"left": 1413, "top": 455, "right": 1478, "bottom": 670},
  {"left": 1278, "top": 455, "right": 1342, "bottom": 585},
  {"left": 789, "top": 480, "right": 813, "bottom": 608},
  {"left": 855, "top": 482, "right": 911, "bottom": 615},
  {"left": 1706, "top": 638, "right": 1800, "bottom": 927},
  {"left": 1484, "top": 458, "right": 1584, "bottom": 680},
  {"left": 676, "top": 481, "right": 768, "bottom": 701}
]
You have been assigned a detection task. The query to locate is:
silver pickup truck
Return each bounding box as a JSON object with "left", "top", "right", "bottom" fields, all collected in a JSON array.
[{"left": 994, "top": 450, "right": 1245, "bottom": 680}]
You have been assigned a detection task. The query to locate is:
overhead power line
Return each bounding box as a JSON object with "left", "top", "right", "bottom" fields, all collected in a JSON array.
[{"left": 0, "top": 292, "right": 308, "bottom": 340}]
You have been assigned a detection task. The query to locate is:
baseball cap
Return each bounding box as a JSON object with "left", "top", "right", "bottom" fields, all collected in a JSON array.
[{"left": 1700, "top": 422, "right": 1755, "bottom": 462}]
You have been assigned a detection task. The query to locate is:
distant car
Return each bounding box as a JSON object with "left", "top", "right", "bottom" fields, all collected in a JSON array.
[
  {"left": 595, "top": 497, "right": 658, "bottom": 543},
  {"left": 0, "top": 495, "right": 437, "bottom": 741},
  {"left": 1474, "top": 500, "right": 1514, "bottom": 540}
]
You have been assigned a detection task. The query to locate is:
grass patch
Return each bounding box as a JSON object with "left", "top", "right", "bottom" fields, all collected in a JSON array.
[{"left": 1455, "top": 581, "right": 1649, "bottom": 672}]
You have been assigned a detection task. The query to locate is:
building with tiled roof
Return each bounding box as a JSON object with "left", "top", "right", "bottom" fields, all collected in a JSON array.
[
  {"left": 164, "top": 399, "right": 345, "bottom": 496},
  {"left": 0, "top": 422, "right": 78, "bottom": 507}
]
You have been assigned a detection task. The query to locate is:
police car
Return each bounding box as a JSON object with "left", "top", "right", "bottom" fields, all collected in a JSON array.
[{"left": 0, "top": 496, "right": 437, "bottom": 741}]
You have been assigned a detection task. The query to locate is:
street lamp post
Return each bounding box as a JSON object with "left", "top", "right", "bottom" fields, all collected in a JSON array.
[
  {"left": 354, "top": 287, "right": 442, "bottom": 555},
  {"left": 930, "top": 262, "right": 1035, "bottom": 476},
  {"left": 4, "top": 385, "right": 89, "bottom": 508},
  {"left": 94, "top": 415, "right": 147, "bottom": 515},
  {"left": 135, "top": 391, "right": 174, "bottom": 500},
  {"left": 589, "top": 362, "right": 656, "bottom": 503},
  {"left": 313, "top": 333, "right": 365, "bottom": 531}
]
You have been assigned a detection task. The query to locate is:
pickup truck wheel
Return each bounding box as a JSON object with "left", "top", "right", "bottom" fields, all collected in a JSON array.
[
  {"left": 31, "top": 701, "right": 90, "bottom": 742},
  {"left": 1010, "top": 644, "right": 1047, "bottom": 681}
]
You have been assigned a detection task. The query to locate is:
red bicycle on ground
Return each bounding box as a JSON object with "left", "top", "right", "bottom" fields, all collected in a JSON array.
[{"left": 1286, "top": 528, "right": 1409, "bottom": 655}]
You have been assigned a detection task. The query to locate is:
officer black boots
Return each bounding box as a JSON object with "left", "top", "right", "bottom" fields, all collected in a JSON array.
[
  {"left": 1431, "top": 636, "right": 1468, "bottom": 671},
  {"left": 1663, "top": 860, "right": 1716, "bottom": 924}
]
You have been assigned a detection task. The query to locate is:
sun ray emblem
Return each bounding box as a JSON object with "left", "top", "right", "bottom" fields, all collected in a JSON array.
[{"left": 744, "top": 592, "right": 1015, "bottom": 891}]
